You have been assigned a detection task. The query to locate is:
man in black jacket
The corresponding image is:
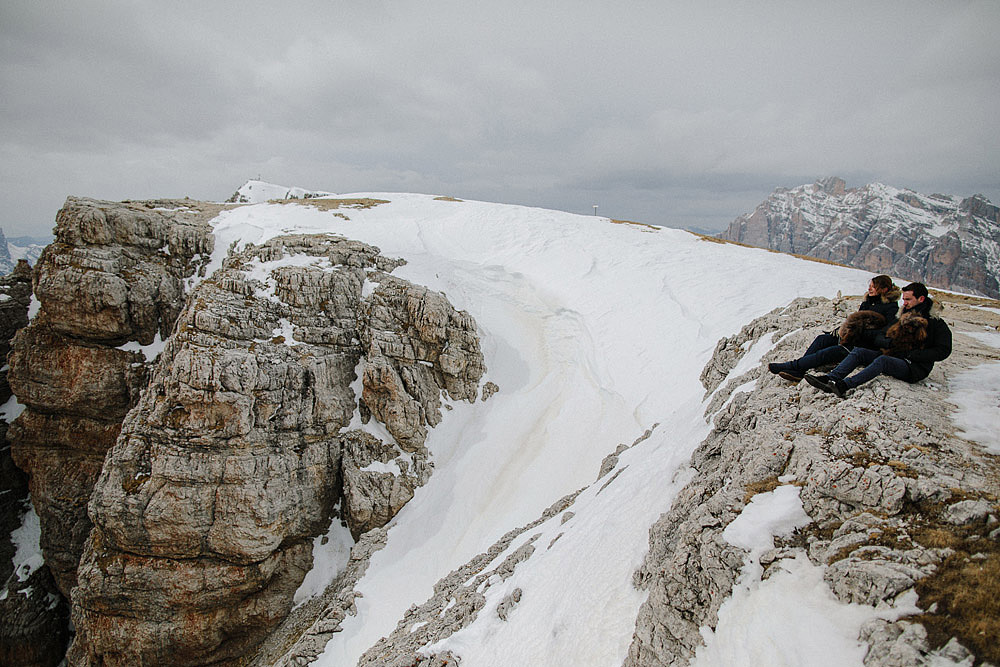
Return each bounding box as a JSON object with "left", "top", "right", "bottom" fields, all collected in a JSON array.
[{"left": 805, "top": 283, "right": 952, "bottom": 398}]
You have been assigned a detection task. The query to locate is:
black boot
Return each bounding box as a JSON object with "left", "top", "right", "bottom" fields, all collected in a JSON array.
[
  {"left": 804, "top": 374, "right": 848, "bottom": 398},
  {"left": 768, "top": 362, "right": 803, "bottom": 383}
]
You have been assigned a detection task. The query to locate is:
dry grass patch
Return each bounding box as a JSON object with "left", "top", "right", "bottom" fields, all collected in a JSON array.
[
  {"left": 433, "top": 196, "right": 463, "bottom": 202},
  {"left": 915, "top": 549, "right": 1000, "bottom": 664},
  {"left": 610, "top": 218, "right": 660, "bottom": 231},
  {"left": 691, "top": 233, "right": 853, "bottom": 268},
  {"left": 929, "top": 290, "right": 1000, "bottom": 309},
  {"left": 271, "top": 198, "right": 390, "bottom": 211},
  {"left": 898, "top": 496, "right": 1000, "bottom": 663},
  {"left": 743, "top": 476, "right": 781, "bottom": 504}
]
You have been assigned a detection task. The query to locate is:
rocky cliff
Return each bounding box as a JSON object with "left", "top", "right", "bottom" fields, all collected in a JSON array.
[
  {"left": 0, "top": 259, "right": 69, "bottom": 667},
  {"left": 719, "top": 178, "right": 1000, "bottom": 299},
  {"left": 5, "top": 197, "right": 484, "bottom": 665},
  {"left": 285, "top": 293, "right": 1000, "bottom": 666}
]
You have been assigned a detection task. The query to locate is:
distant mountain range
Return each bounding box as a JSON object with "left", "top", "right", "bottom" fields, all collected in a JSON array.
[
  {"left": 0, "top": 228, "right": 50, "bottom": 275},
  {"left": 719, "top": 177, "right": 1000, "bottom": 298}
]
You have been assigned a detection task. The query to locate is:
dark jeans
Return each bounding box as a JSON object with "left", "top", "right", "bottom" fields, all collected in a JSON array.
[
  {"left": 803, "top": 332, "right": 839, "bottom": 357},
  {"left": 782, "top": 335, "right": 850, "bottom": 373},
  {"left": 829, "top": 347, "right": 912, "bottom": 388}
]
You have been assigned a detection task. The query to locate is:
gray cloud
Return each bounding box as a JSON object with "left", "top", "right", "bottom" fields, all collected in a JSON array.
[{"left": 2, "top": 0, "right": 998, "bottom": 237}]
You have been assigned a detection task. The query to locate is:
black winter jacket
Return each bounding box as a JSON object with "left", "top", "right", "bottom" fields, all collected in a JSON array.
[
  {"left": 871, "top": 298, "right": 952, "bottom": 382},
  {"left": 857, "top": 289, "right": 900, "bottom": 326}
]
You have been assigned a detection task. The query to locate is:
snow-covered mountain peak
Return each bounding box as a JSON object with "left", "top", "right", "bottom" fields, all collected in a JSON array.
[{"left": 722, "top": 178, "right": 1000, "bottom": 298}]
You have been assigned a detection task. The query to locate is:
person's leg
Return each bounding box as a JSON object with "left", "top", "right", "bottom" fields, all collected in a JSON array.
[
  {"left": 827, "top": 347, "right": 880, "bottom": 380},
  {"left": 770, "top": 344, "right": 849, "bottom": 381},
  {"left": 789, "top": 344, "right": 850, "bottom": 373},
  {"left": 802, "top": 332, "right": 839, "bottom": 357},
  {"left": 806, "top": 347, "right": 880, "bottom": 396},
  {"left": 842, "top": 355, "right": 912, "bottom": 389}
]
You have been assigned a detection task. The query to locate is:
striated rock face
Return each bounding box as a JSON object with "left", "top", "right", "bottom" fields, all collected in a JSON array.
[
  {"left": 0, "top": 260, "right": 32, "bottom": 405},
  {"left": 8, "top": 198, "right": 219, "bottom": 597},
  {"left": 3, "top": 201, "right": 486, "bottom": 665},
  {"left": 0, "top": 260, "right": 72, "bottom": 667},
  {"left": 719, "top": 178, "right": 1000, "bottom": 298}
]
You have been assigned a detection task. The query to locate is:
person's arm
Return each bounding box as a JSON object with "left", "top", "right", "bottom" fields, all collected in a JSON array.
[{"left": 906, "top": 321, "right": 952, "bottom": 363}]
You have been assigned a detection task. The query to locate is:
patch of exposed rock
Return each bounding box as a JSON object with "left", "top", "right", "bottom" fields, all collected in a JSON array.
[{"left": 626, "top": 292, "right": 1000, "bottom": 666}]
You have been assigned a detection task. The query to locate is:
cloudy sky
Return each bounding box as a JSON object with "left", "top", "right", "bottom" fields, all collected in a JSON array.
[{"left": 2, "top": 1, "right": 998, "bottom": 238}]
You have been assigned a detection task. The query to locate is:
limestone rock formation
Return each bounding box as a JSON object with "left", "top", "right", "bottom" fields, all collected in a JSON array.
[
  {"left": 7, "top": 197, "right": 219, "bottom": 598},
  {"left": 627, "top": 293, "right": 1000, "bottom": 666},
  {"left": 0, "top": 259, "right": 71, "bottom": 667},
  {"left": 6, "top": 197, "right": 484, "bottom": 666},
  {"left": 719, "top": 178, "right": 1000, "bottom": 298}
]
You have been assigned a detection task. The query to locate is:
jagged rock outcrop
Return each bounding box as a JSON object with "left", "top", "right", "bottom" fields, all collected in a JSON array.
[
  {"left": 0, "top": 260, "right": 32, "bottom": 404},
  {"left": 719, "top": 178, "right": 1000, "bottom": 298},
  {"left": 0, "top": 201, "right": 486, "bottom": 665},
  {"left": 0, "top": 260, "right": 71, "bottom": 667},
  {"left": 7, "top": 198, "right": 219, "bottom": 598},
  {"left": 627, "top": 293, "right": 1000, "bottom": 666}
]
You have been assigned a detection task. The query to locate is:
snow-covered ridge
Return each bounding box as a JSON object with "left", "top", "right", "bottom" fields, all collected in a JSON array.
[{"left": 226, "top": 179, "right": 335, "bottom": 204}]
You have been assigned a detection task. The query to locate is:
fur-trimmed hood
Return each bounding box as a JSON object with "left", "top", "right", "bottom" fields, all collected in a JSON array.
[{"left": 879, "top": 284, "right": 902, "bottom": 303}]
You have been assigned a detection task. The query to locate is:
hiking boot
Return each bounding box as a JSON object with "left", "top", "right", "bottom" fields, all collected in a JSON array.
[
  {"left": 804, "top": 374, "right": 847, "bottom": 398},
  {"left": 768, "top": 363, "right": 803, "bottom": 383}
]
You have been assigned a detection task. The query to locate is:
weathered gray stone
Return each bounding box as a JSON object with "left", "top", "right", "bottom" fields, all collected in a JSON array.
[
  {"left": 811, "top": 461, "right": 907, "bottom": 515},
  {"left": 941, "top": 499, "right": 995, "bottom": 525},
  {"left": 70, "top": 229, "right": 483, "bottom": 664},
  {"left": 341, "top": 429, "right": 429, "bottom": 539}
]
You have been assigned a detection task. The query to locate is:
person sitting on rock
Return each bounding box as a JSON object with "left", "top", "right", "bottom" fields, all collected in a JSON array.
[
  {"left": 767, "top": 274, "right": 900, "bottom": 383},
  {"left": 804, "top": 282, "right": 952, "bottom": 398}
]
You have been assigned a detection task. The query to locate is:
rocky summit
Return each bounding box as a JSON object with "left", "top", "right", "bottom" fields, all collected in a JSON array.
[
  {"left": 719, "top": 177, "right": 1000, "bottom": 299},
  {"left": 1, "top": 187, "right": 998, "bottom": 667}
]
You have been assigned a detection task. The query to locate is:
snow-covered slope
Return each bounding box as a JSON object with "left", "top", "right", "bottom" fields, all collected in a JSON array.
[
  {"left": 226, "top": 179, "right": 334, "bottom": 204},
  {"left": 185, "top": 186, "right": 996, "bottom": 666},
  {"left": 720, "top": 177, "right": 1000, "bottom": 299}
]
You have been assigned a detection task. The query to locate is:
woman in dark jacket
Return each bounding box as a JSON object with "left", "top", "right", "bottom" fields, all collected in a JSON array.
[{"left": 768, "top": 275, "right": 901, "bottom": 382}]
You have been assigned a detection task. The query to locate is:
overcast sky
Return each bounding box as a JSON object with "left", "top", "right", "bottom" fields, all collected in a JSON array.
[{"left": 2, "top": 1, "right": 998, "bottom": 238}]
